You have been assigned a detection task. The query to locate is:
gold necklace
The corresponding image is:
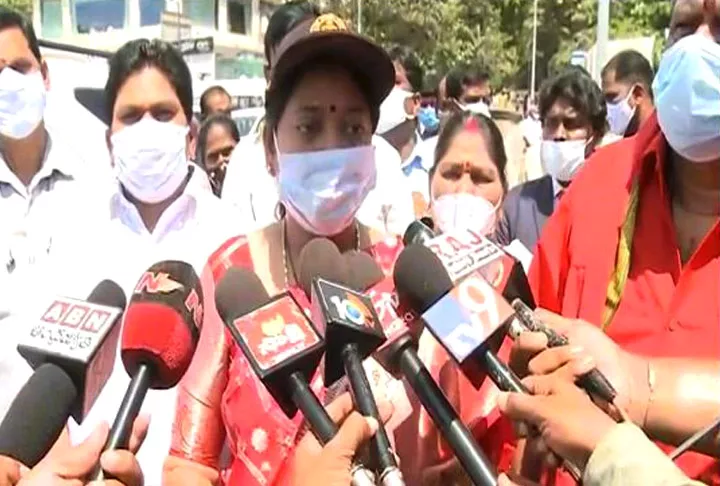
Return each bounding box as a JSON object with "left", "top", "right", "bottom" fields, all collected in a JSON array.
[{"left": 281, "top": 219, "right": 361, "bottom": 288}]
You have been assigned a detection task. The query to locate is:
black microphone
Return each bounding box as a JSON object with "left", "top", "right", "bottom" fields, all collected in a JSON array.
[
  {"left": 394, "top": 245, "right": 526, "bottom": 392},
  {"left": 394, "top": 245, "right": 582, "bottom": 479},
  {"left": 0, "top": 364, "right": 77, "bottom": 467},
  {"left": 7, "top": 280, "right": 126, "bottom": 467},
  {"left": 510, "top": 300, "right": 617, "bottom": 404},
  {"left": 298, "top": 240, "right": 403, "bottom": 486},
  {"left": 359, "top": 261, "right": 497, "bottom": 485},
  {"left": 424, "top": 230, "right": 614, "bottom": 403},
  {"left": 215, "top": 267, "right": 376, "bottom": 486},
  {"left": 343, "top": 250, "right": 386, "bottom": 293},
  {"left": 402, "top": 219, "right": 436, "bottom": 247}
]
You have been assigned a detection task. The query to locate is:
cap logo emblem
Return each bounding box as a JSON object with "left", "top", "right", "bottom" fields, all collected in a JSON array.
[{"left": 310, "top": 14, "right": 349, "bottom": 33}]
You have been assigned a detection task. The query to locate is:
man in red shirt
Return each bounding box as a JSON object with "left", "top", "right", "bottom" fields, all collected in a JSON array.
[{"left": 525, "top": 0, "right": 720, "bottom": 483}]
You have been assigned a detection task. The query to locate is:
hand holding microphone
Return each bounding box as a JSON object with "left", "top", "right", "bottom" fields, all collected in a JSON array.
[
  {"left": 508, "top": 308, "right": 647, "bottom": 425},
  {"left": 497, "top": 375, "right": 617, "bottom": 474},
  {"left": 17, "top": 415, "right": 148, "bottom": 486},
  {"left": 0, "top": 456, "right": 28, "bottom": 486},
  {"left": 291, "top": 393, "right": 394, "bottom": 486}
]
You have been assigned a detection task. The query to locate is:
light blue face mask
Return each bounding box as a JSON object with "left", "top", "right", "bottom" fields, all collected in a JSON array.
[
  {"left": 653, "top": 34, "right": 720, "bottom": 163},
  {"left": 276, "top": 140, "right": 377, "bottom": 236}
]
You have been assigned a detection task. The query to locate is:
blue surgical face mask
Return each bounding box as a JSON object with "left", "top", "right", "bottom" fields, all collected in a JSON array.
[
  {"left": 276, "top": 140, "right": 377, "bottom": 236},
  {"left": 417, "top": 106, "right": 439, "bottom": 133},
  {"left": 653, "top": 34, "right": 720, "bottom": 163}
]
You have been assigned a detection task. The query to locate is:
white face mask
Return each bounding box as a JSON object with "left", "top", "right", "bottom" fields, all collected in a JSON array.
[
  {"left": 458, "top": 100, "right": 491, "bottom": 118},
  {"left": 111, "top": 118, "right": 189, "bottom": 204},
  {"left": 606, "top": 89, "right": 636, "bottom": 136},
  {"left": 541, "top": 139, "right": 588, "bottom": 182},
  {"left": 0, "top": 68, "right": 46, "bottom": 140},
  {"left": 654, "top": 34, "right": 720, "bottom": 163},
  {"left": 431, "top": 192, "right": 498, "bottom": 235},
  {"left": 277, "top": 142, "right": 377, "bottom": 236}
]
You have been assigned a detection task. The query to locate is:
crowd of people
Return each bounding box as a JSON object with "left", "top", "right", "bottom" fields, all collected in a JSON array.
[{"left": 0, "top": 0, "right": 718, "bottom": 485}]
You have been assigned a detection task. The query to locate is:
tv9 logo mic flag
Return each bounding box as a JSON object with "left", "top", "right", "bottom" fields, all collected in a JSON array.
[
  {"left": 421, "top": 274, "right": 514, "bottom": 365},
  {"left": 310, "top": 278, "right": 386, "bottom": 385}
]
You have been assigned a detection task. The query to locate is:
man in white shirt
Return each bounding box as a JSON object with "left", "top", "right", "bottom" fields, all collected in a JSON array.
[
  {"left": 52, "top": 39, "right": 240, "bottom": 486},
  {"left": 0, "top": 7, "right": 113, "bottom": 424},
  {"left": 376, "top": 86, "right": 434, "bottom": 216}
]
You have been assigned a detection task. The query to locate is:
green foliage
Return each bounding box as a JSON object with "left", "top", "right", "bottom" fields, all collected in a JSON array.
[
  {"left": 1, "top": 0, "right": 33, "bottom": 17},
  {"left": 320, "top": 0, "right": 671, "bottom": 90}
]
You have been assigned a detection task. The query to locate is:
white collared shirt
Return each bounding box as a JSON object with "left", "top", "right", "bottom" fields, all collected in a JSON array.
[
  {"left": 222, "top": 135, "right": 415, "bottom": 236},
  {"left": 0, "top": 128, "right": 110, "bottom": 428},
  {"left": 397, "top": 133, "right": 435, "bottom": 203},
  {"left": 54, "top": 166, "right": 241, "bottom": 486}
]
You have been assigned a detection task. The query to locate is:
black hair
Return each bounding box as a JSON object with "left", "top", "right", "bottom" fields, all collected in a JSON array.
[
  {"left": 602, "top": 50, "right": 654, "bottom": 98},
  {"left": 0, "top": 7, "right": 41, "bottom": 62},
  {"left": 196, "top": 113, "right": 240, "bottom": 169},
  {"left": 538, "top": 68, "right": 607, "bottom": 137},
  {"left": 265, "top": 56, "right": 379, "bottom": 140},
  {"left": 264, "top": 1, "right": 320, "bottom": 63},
  {"left": 387, "top": 44, "right": 423, "bottom": 91},
  {"left": 200, "top": 85, "right": 231, "bottom": 117},
  {"left": 432, "top": 112, "right": 508, "bottom": 194},
  {"left": 446, "top": 64, "right": 492, "bottom": 100},
  {"left": 105, "top": 39, "right": 194, "bottom": 124}
]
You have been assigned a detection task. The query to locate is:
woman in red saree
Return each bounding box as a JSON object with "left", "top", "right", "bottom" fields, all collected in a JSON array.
[{"left": 164, "top": 13, "right": 513, "bottom": 486}]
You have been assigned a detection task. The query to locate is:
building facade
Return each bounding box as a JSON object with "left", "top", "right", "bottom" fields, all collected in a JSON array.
[{"left": 32, "top": 0, "right": 280, "bottom": 81}]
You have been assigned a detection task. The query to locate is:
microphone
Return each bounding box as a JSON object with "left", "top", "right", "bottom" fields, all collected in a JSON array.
[
  {"left": 402, "top": 219, "right": 436, "bottom": 247},
  {"left": 431, "top": 233, "right": 615, "bottom": 403},
  {"left": 356, "top": 258, "right": 497, "bottom": 485},
  {"left": 100, "top": 260, "right": 203, "bottom": 472},
  {"left": 394, "top": 245, "right": 524, "bottom": 391},
  {"left": 0, "top": 364, "right": 77, "bottom": 467},
  {"left": 8, "top": 280, "right": 126, "bottom": 467},
  {"left": 342, "top": 250, "right": 385, "bottom": 293},
  {"left": 510, "top": 300, "right": 617, "bottom": 404},
  {"left": 298, "top": 241, "right": 403, "bottom": 486},
  {"left": 407, "top": 226, "right": 536, "bottom": 307},
  {"left": 394, "top": 245, "right": 583, "bottom": 479},
  {"left": 215, "top": 267, "right": 375, "bottom": 486}
]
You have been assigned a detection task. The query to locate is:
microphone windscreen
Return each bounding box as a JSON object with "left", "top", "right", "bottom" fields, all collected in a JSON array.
[
  {"left": 87, "top": 279, "right": 126, "bottom": 309},
  {"left": 297, "top": 239, "right": 349, "bottom": 297},
  {"left": 419, "top": 216, "right": 435, "bottom": 231},
  {"left": 215, "top": 267, "right": 269, "bottom": 323},
  {"left": 403, "top": 220, "right": 437, "bottom": 247},
  {"left": 393, "top": 244, "right": 453, "bottom": 313},
  {"left": 121, "top": 303, "right": 195, "bottom": 389},
  {"left": 121, "top": 260, "right": 203, "bottom": 388},
  {"left": 74, "top": 87, "right": 109, "bottom": 125},
  {"left": 343, "top": 250, "right": 385, "bottom": 292},
  {"left": 0, "top": 363, "right": 78, "bottom": 467}
]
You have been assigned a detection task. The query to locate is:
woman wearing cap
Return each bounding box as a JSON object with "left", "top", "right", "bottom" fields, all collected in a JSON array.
[{"left": 162, "top": 13, "right": 481, "bottom": 486}]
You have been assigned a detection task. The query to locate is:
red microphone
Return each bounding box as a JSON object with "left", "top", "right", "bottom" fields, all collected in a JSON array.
[{"left": 96, "top": 260, "right": 202, "bottom": 480}]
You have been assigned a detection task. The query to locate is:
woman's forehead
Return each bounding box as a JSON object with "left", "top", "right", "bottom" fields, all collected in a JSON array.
[{"left": 284, "top": 68, "right": 369, "bottom": 114}]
